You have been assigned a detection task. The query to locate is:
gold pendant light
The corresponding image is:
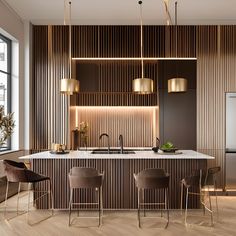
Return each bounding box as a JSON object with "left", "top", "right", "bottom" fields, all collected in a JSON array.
[
  {"left": 168, "top": 1, "right": 187, "bottom": 93},
  {"left": 60, "top": 0, "right": 80, "bottom": 95},
  {"left": 132, "top": 0, "right": 153, "bottom": 94}
]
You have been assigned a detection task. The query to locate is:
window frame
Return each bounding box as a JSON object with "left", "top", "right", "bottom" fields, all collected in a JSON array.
[{"left": 0, "top": 33, "right": 12, "bottom": 151}]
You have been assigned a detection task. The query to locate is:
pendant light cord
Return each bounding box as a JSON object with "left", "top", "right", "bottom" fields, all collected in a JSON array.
[
  {"left": 69, "top": 1, "right": 72, "bottom": 79},
  {"left": 175, "top": 1, "right": 177, "bottom": 58},
  {"left": 175, "top": 1, "right": 178, "bottom": 77},
  {"left": 139, "top": 0, "right": 144, "bottom": 79}
]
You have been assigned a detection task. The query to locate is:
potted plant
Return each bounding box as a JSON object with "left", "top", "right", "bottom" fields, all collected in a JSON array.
[{"left": 0, "top": 106, "right": 15, "bottom": 149}]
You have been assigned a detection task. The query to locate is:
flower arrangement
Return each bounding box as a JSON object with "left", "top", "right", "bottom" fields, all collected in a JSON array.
[
  {"left": 78, "top": 121, "right": 88, "bottom": 147},
  {"left": 0, "top": 106, "right": 15, "bottom": 147}
]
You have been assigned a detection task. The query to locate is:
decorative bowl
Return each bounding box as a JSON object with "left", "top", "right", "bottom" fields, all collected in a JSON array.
[
  {"left": 160, "top": 148, "right": 179, "bottom": 153},
  {"left": 152, "top": 147, "right": 159, "bottom": 153}
]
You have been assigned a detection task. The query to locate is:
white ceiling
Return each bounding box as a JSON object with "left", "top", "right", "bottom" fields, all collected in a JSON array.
[{"left": 3, "top": 0, "right": 236, "bottom": 25}]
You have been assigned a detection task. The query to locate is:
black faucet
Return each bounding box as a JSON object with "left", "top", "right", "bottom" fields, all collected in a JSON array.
[
  {"left": 99, "top": 133, "right": 110, "bottom": 154},
  {"left": 119, "top": 134, "right": 124, "bottom": 154}
]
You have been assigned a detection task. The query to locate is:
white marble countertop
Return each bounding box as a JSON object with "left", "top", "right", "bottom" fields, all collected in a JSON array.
[{"left": 19, "top": 149, "right": 215, "bottom": 160}]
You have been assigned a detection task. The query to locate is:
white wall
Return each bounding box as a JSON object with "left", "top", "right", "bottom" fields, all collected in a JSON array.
[{"left": 0, "top": 0, "right": 25, "bottom": 155}]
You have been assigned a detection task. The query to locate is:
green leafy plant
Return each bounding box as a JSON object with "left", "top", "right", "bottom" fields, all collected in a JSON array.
[
  {"left": 0, "top": 106, "right": 15, "bottom": 147},
  {"left": 161, "top": 141, "right": 175, "bottom": 150}
]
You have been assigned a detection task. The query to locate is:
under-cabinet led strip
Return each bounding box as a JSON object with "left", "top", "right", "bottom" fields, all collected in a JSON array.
[{"left": 72, "top": 57, "right": 197, "bottom": 61}]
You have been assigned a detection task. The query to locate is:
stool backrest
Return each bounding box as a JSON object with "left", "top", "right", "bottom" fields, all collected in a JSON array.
[
  {"left": 134, "top": 168, "right": 169, "bottom": 189},
  {"left": 182, "top": 167, "right": 221, "bottom": 188},
  {"left": 205, "top": 166, "right": 221, "bottom": 186},
  {"left": 3, "top": 160, "right": 28, "bottom": 183},
  {"left": 68, "top": 167, "right": 104, "bottom": 189}
]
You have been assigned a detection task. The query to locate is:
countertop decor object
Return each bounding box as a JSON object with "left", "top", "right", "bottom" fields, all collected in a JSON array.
[
  {"left": 0, "top": 106, "right": 15, "bottom": 148},
  {"left": 132, "top": 0, "right": 153, "bottom": 94},
  {"left": 152, "top": 137, "right": 160, "bottom": 152},
  {"left": 160, "top": 141, "right": 178, "bottom": 153},
  {"left": 49, "top": 150, "right": 70, "bottom": 155},
  {"left": 60, "top": 0, "right": 79, "bottom": 95},
  {"left": 51, "top": 143, "right": 67, "bottom": 153},
  {"left": 156, "top": 150, "right": 183, "bottom": 155}
]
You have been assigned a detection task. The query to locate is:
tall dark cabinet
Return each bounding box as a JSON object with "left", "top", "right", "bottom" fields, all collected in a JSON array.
[{"left": 159, "top": 60, "right": 197, "bottom": 150}]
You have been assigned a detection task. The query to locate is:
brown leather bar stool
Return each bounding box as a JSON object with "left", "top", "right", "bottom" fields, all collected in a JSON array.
[
  {"left": 68, "top": 167, "right": 104, "bottom": 227},
  {"left": 3, "top": 160, "right": 54, "bottom": 225},
  {"left": 180, "top": 166, "right": 221, "bottom": 226},
  {"left": 134, "top": 168, "right": 170, "bottom": 228}
]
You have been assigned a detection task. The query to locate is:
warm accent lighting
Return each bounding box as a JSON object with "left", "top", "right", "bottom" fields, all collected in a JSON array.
[
  {"left": 72, "top": 57, "right": 197, "bottom": 61},
  {"left": 72, "top": 106, "right": 158, "bottom": 109},
  {"left": 61, "top": 78, "right": 79, "bottom": 95},
  {"left": 60, "top": 0, "right": 79, "bottom": 95},
  {"left": 133, "top": 0, "right": 153, "bottom": 94},
  {"left": 168, "top": 78, "right": 187, "bottom": 93},
  {"left": 132, "top": 78, "right": 154, "bottom": 95}
]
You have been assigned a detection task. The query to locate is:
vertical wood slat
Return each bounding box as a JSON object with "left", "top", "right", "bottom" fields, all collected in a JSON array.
[{"left": 32, "top": 158, "right": 206, "bottom": 209}]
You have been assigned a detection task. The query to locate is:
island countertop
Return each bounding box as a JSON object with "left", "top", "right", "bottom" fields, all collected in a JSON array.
[{"left": 19, "top": 149, "right": 214, "bottom": 160}]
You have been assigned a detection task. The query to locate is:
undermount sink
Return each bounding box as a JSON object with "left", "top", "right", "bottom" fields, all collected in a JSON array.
[{"left": 91, "top": 149, "right": 135, "bottom": 154}]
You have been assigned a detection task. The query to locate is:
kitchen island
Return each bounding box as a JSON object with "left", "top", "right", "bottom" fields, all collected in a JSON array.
[{"left": 19, "top": 149, "right": 214, "bottom": 209}]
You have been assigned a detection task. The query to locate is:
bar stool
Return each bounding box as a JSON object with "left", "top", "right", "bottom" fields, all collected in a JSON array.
[
  {"left": 3, "top": 159, "right": 54, "bottom": 225},
  {"left": 180, "top": 166, "right": 221, "bottom": 226},
  {"left": 134, "top": 168, "right": 170, "bottom": 228},
  {"left": 68, "top": 167, "right": 104, "bottom": 227}
]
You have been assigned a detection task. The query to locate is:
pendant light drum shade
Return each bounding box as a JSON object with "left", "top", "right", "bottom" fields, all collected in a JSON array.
[
  {"left": 168, "top": 78, "right": 187, "bottom": 93},
  {"left": 133, "top": 78, "right": 153, "bottom": 94},
  {"left": 60, "top": 78, "right": 80, "bottom": 95},
  {"left": 60, "top": 0, "right": 79, "bottom": 95},
  {"left": 132, "top": 0, "right": 153, "bottom": 94},
  {"left": 167, "top": 1, "right": 187, "bottom": 93}
]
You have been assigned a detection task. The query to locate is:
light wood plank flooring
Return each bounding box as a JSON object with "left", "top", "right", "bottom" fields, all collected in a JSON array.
[{"left": 0, "top": 193, "right": 236, "bottom": 236}]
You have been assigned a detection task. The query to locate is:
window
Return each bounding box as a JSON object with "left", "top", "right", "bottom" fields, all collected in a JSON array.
[{"left": 0, "top": 33, "right": 11, "bottom": 151}]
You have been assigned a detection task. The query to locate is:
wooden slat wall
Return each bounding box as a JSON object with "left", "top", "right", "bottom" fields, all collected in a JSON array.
[
  {"left": 33, "top": 25, "right": 236, "bottom": 189},
  {"left": 196, "top": 26, "right": 236, "bottom": 187},
  {"left": 33, "top": 26, "right": 70, "bottom": 150},
  {"left": 70, "top": 107, "right": 158, "bottom": 147}
]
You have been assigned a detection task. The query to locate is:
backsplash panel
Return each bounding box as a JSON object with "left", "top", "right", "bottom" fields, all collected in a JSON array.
[{"left": 70, "top": 106, "right": 158, "bottom": 148}]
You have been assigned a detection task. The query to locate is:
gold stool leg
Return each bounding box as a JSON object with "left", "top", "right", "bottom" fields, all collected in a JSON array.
[
  {"left": 100, "top": 186, "right": 103, "bottom": 225},
  {"left": 214, "top": 181, "right": 219, "bottom": 219},
  {"left": 137, "top": 188, "right": 141, "bottom": 228},
  {"left": 142, "top": 189, "right": 146, "bottom": 217},
  {"left": 27, "top": 183, "right": 31, "bottom": 224},
  {"left": 165, "top": 188, "right": 169, "bottom": 228},
  {"left": 98, "top": 187, "right": 101, "bottom": 227},
  {"left": 185, "top": 187, "right": 189, "bottom": 226},
  {"left": 49, "top": 179, "right": 54, "bottom": 215},
  {"left": 208, "top": 186, "right": 213, "bottom": 226},
  {"left": 180, "top": 181, "right": 183, "bottom": 215},
  {"left": 68, "top": 188, "right": 73, "bottom": 226},
  {"left": 4, "top": 181, "right": 9, "bottom": 219},
  {"left": 16, "top": 182, "right": 21, "bottom": 215}
]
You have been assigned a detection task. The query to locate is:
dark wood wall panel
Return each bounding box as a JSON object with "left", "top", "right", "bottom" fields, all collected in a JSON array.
[
  {"left": 33, "top": 25, "right": 236, "bottom": 189},
  {"left": 32, "top": 158, "right": 206, "bottom": 209},
  {"left": 71, "top": 92, "right": 158, "bottom": 106},
  {"left": 196, "top": 25, "right": 236, "bottom": 187},
  {"left": 33, "top": 26, "right": 70, "bottom": 150}
]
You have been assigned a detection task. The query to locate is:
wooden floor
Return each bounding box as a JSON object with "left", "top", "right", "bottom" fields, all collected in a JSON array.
[{"left": 0, "top": 193, "right": 236, "bottom": 236}]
